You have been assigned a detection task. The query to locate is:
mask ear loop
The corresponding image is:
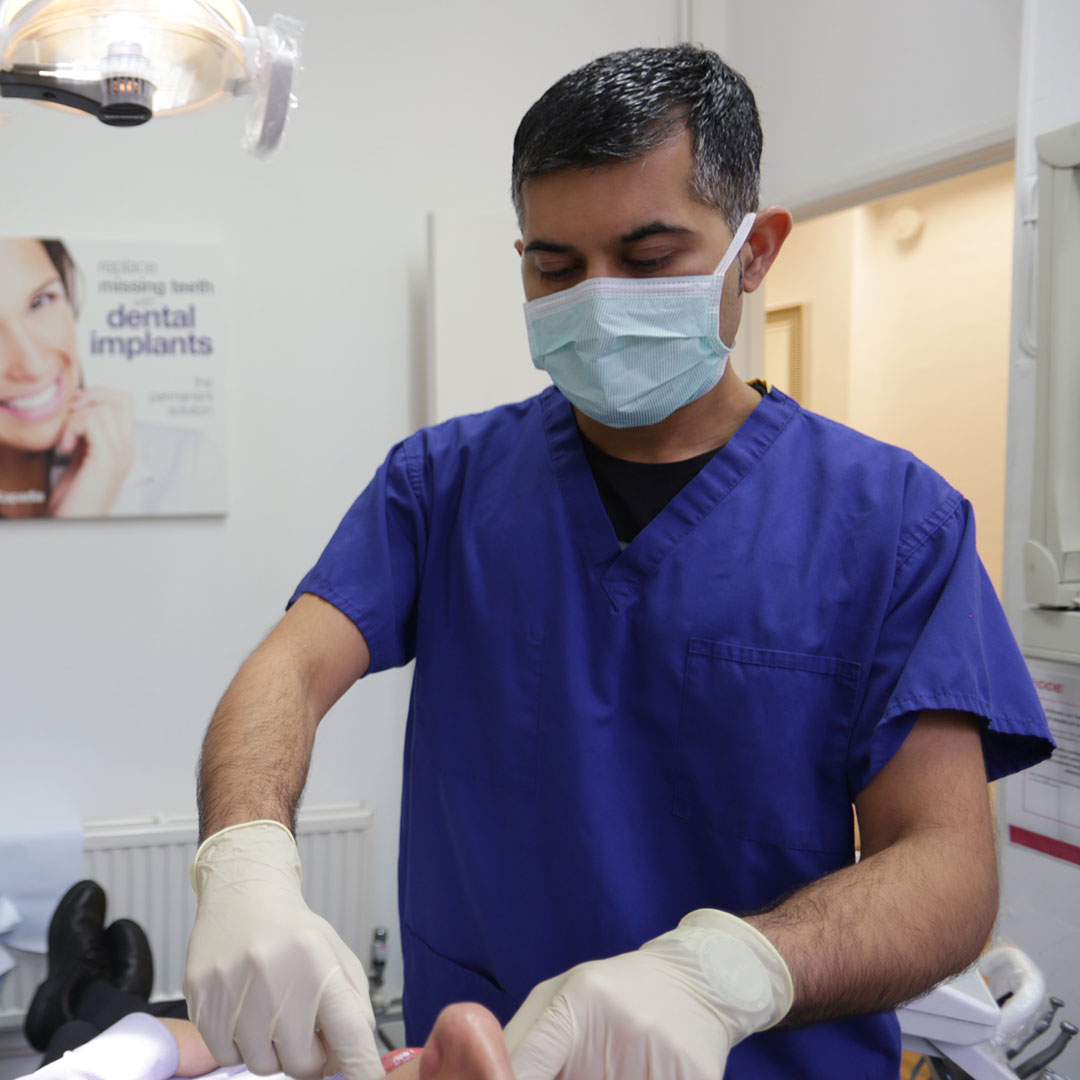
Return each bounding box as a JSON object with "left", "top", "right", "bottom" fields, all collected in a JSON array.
[
  {"left": 710, "top": 212, "right": 756, "bottom": 350},
  {"left": 712, "top": 213, "right": 757, "bottom": 282}
]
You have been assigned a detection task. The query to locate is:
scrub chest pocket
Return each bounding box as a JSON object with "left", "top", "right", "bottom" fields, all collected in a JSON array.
[{"left": 674, "top": 639, "right": 862, "bottom": 853}]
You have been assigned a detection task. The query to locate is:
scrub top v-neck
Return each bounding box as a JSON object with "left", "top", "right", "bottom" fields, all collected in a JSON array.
[
  {"left": 576, "top": 379, "right": 767, "bottom": 546},
  {"left": 542, "top": 385, "right": 796, "bottom": 612},
  {"left": 290, "top": 384, "right": 1051, "bottom": 1080}
]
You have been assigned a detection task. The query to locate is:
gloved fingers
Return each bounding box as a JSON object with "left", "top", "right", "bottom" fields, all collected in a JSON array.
[
  {"left": 274, "top": 1027, "right": 327, "bottom": 1080},
  {"left": 231, "top": 1034, "right": 285, "bottom": 1078},
  {"left": 325, "top": 924, "right": 378, "bottom": 1011},
  {"left": 320, "top": 1031, "right": 345, "bottom": 1080},
  {"left": 599, "top": 1024, "right": 712, "bottom": 1080},
  {"left": 221, "top": 946, "right": 335, "bottom": 1080},
  {"left": 319, "top": 930, "right": 380, "bottom": 1079},
  {"left": 183, "top": 975, "right": 242, "bottom": 1068},
  {"left": 230, "top": 976, "right": 295, "bottom": 1078},
  {"left": 196, "top": 1030, "right": 243, "bottom": 1069},
  {"left": 502, "top": 973, "right": 566, "bottom": 1055},
  {"left": 507, "top": 994, "right": 575, "bottom": 1080},
  {"left": 316, "top": 969, "right": 386, "bottom": 1080},
  {"left": 268, "top": 997, "right": 329, "bottom": 1080}
]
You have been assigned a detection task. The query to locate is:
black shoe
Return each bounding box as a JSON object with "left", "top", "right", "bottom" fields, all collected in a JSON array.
[
  {"left": 103, "top": 919, "right": 153, "bottom": 1000},
  {"left": 23, "top": 881, "right": 111, "bottom": 1052}
]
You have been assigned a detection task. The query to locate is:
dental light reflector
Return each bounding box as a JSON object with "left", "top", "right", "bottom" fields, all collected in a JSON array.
[{"left": 0, "top": 0, "right": 301, "bottom": 154}]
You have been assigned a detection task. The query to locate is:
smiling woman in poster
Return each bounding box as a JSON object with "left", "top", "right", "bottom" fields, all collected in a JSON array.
[{"left": 0, "top": 238, "right": 211, "bottom": 519}]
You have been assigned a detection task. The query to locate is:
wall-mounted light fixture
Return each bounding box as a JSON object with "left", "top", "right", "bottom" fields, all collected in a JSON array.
[{"left": 0, "top": 0, "right": 301, "bottom": 157}]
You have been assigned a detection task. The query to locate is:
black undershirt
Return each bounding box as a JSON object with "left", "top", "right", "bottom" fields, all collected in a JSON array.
[{"left": 580, "top": 381, "right": 768, "bottom": 544}]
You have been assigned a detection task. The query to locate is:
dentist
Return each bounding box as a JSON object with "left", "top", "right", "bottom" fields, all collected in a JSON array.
[{"left": 185, "top": 45, "right": 1053, "bottom": 1080}]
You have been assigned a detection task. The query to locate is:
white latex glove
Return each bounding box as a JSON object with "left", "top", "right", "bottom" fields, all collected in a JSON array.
[
  {"left": 184, "top": 820, "right": 384, "bottom": 1080},
  {"left": 504, "top": 909, "right": 794, "bottom": 1080}
]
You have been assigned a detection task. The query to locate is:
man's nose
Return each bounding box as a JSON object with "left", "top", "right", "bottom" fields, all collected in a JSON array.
[{"left": 0, "top": 322, "right": 52, "bottom": 380}]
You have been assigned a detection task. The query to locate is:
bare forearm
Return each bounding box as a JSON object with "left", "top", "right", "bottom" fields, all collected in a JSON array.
[
  {"left": 197, "top": 647, "right": 319, "bottom": 841},
  {"left": 196, "top": 596, "right": 371, "bottom": 842},
  {"left": 745, "top": 824, "right": 998, "bottom": 1025}
]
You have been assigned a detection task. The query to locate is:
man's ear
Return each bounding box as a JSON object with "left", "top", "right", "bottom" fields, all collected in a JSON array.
[
  {"left": 742, "top": 207, "right": 793, "bottom": 293},
  {"left": 514, "top": 239, "right": 524, "bottom": 257}
]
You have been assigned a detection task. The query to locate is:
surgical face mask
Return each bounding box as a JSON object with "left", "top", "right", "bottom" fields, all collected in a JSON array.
[{"left": 524, "top": 212, "right": 756, "bottom": 429}]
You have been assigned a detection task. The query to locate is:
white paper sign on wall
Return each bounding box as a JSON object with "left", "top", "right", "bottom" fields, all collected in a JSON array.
[{"left": 1007, "top": 660, "right": 1080, "bottom": 867}]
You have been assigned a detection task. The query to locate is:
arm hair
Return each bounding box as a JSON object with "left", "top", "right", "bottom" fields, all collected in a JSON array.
[
  {"left": 196, "top": 593, "right": 371, "bottom": 841},
  {"left": 745, "top": 711, "right": 998, "bottom": 1025}
]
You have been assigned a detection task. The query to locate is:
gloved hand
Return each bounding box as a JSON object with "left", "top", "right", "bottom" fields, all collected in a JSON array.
[
  {"left": 184, "top": 820, "right": 384, "bottom": 1080},
  {"left": 504, "top": 909, "right": 794, "bottom": 1080}
]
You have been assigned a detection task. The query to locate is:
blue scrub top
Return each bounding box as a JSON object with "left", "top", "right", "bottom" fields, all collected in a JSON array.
[{"left": 290, "top": 386, "right": 1052, "bottom": 1080}]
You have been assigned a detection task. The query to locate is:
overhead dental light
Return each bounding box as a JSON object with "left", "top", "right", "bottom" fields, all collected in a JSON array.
[{"left": 0, "top": 0, "right": 302, "bottom": 157}]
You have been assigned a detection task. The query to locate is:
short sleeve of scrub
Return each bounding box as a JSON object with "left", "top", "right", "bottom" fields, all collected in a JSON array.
[
  {"left": 848, "top": 490, "right": 1054, "bottom": 796},
  {"left": 287, "top": 439, "right": 428, "bottom": 673}
]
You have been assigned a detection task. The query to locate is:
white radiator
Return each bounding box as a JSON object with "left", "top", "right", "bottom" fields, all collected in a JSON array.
[{"left": 0, "top": 803, "right": 373, "bottom": 1027}]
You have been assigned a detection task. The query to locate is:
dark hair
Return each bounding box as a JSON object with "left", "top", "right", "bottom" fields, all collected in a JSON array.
[
  {"left": 511, "top": 45, "right": 762, "bottom": 233},
  {"left": 39, "top": 239, "right": 79, "bottom": 313}
]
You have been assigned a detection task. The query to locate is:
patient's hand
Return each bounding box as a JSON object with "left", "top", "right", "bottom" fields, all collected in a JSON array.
[
  {"left": 390, "top": 1004, "right": 512, "bottom": 1080},
  {"left": 159, "top": 1017, "right": 220, "bottom": 1077}
]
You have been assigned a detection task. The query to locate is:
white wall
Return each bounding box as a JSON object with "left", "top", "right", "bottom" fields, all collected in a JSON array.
[
  {"left": 0, "top": 0, "right": 681, "bottom": 1004},
  {"left": 696, "top": 0, "right": 1022, "bottom": 215},
  {"left": 428, "top": 212, "right": 547, "bottom": 423}
]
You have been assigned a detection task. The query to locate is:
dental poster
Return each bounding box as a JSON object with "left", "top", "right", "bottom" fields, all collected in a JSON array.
[
  {"left": 0, "top": 238, "right": 227, "bottom": 518},
  {"left": 1007, "top": 660, "right": 1080, "bottom": 867}
]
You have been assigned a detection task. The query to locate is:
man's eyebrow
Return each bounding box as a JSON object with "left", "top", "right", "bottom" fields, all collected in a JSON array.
[
  {"left": 522, "top": 222, "right": 695, "bottom": 255},
  {"left": 618, "top": 221, "right": 694, "bottom": 244},
  {"left": 522, "top": 239, "right": 574, "bottom": 255}
]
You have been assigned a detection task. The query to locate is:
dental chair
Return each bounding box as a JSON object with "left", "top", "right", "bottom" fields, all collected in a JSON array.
[{"left": 898, "top": 945, "right": 1076, "bottom": 1080}]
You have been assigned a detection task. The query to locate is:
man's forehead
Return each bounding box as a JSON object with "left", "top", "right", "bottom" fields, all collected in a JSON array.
[{"left": 517, "top": 130, "right": 722, "bottom": 244}]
